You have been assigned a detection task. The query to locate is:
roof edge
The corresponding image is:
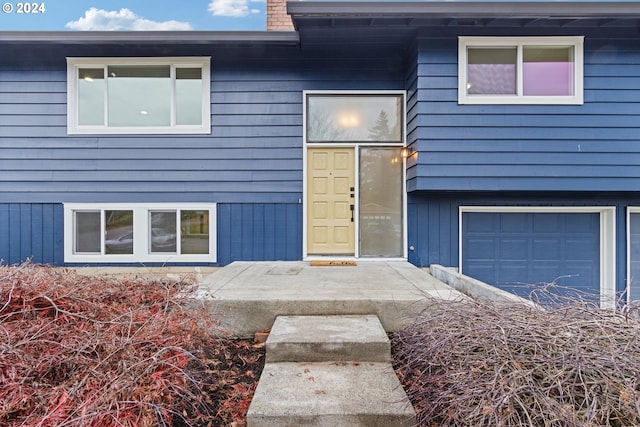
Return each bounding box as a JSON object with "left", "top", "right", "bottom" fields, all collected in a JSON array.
[
  {"left": 287, "top": 1, "right": 640, "bottom": 19},
  {"left": 0, "top": 30, "right": 300, "bottom": 44}
]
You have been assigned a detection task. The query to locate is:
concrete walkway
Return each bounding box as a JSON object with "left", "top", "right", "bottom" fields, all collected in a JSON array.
[
  {"left": 195, "top": 261, "right": 466, "bottom": 426},
  {"left": 195, "top": 260, "right": 466, "bottom": 337},
  {"left": 247, "top": 314, "right": 416, "bottom": 426}
]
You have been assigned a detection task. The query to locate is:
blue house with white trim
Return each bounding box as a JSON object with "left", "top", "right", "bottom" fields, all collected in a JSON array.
[{"left": 2, "top": 1, "right": 640, "bottom": 305}]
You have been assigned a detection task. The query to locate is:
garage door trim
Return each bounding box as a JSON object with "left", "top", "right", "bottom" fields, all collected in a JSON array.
[{"left": 459, "top": 206, "right": 616, "bottom": 307}]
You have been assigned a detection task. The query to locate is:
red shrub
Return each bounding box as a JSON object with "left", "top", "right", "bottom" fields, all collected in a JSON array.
[{"left": 0, "top": 262, "right": 262, "bottom": 426}]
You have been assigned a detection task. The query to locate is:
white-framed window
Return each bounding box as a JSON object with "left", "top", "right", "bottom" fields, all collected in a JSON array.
[
  {"left": 63, "top": 203, "right": 216, "bottom": 263},
  {"left": 626, "top": 208, "right": 640, "bottom": 303},
  {"left": 67, "top": 57, "right": 211, "bottom": 134},
  {"left": 305, "top": 92, "right": 404, "bottom": 143},
  {"left": 458, "top": 36, "right": 584, "bottom": 105}
]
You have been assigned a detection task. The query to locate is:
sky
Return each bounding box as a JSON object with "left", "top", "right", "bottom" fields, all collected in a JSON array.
[{"left": 0, "top": 0, "right": 269, "bottom": 31}]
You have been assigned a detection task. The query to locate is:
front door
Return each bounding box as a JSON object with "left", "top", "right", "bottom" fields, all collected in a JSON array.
[{"left": 307, "top": 147, "right": 355, "bottom": 255}]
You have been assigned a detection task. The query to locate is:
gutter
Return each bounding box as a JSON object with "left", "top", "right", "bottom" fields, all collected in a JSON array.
[{"left": 0, "top": 30, "right": 300, "bottom": 45}]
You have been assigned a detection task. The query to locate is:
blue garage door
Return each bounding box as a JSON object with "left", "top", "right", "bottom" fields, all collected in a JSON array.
[{"left": 462, "top": 212, "right": 600, "bottom": 298}]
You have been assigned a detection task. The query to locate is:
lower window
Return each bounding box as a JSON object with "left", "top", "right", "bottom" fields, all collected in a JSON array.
[{"left": 64, "top": 203, "right": 216, "bottom": 263}]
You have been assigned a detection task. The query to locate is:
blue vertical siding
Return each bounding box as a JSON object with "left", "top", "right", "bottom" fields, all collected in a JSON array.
[
  {"left": 0, "top": 203, "right": 63, "bottom": 265},
  {"left": 216, "top": 203, "right": 302, "bottom": 265},
  {"left": 409, "top": 33, "right": 640, "bottom": 192}
]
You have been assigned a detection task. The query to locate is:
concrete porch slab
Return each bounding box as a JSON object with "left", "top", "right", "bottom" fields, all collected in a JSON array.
[
  {"left": 246, "top": 361, "right": 416, "bottom": 427},
  {"left": 195, "top": 261, "right": 467, "bottom": 337}
]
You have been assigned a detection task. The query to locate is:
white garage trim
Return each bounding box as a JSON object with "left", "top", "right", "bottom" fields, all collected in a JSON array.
[
  {"left": 459, "top": 206, "right": 616, "bottom": 308},
  {"left": 625, "top": 207, "right": 640, "bottom": 304}
]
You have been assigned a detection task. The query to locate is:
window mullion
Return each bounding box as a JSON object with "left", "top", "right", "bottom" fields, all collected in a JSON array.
[
  {"left": 171, "top": 64, "right": 176, "bottom": 128},
  {"left": 74, "top": 66, "right": 80, "bottom": 128},
  {"left": 100, "top": 209, "right": 106, "bottom": 255},
  {"left": 516, "top": 44, "right": 524, "bottom": 97},
  {"left": 103, "top": 65, "right": 108, "bottom": 127},
  {"left": 176, "top": 210, "right": 182, "bottom": 255}
]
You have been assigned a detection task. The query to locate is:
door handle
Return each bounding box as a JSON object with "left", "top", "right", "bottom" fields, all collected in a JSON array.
[{"left": 350, "top": 204, "right": 354, "bottom": 222}]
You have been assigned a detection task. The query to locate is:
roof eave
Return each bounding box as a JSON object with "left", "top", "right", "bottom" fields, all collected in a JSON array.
[
  {"left": 287, "top": 1, "right": 640, "bottom": 20},
  {"left": 0, "top": 30, "right": 300, "bottom": 45}
]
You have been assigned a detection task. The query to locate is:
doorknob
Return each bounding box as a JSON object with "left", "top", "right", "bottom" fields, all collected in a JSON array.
[{"left": 350, "top": 204, "right": 354, "bottom": 222}]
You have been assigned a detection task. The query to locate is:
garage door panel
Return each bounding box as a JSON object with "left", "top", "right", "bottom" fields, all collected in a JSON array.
[
  {"left": 498, "top": 264, "right": 529, "bottom": 284},
  {"left": 465, "top": 263, "right": 496, "bottom": 284},
  {"left": 559, "top": 262, "right": 599, "bottom": 291},
  {"left": 565, "top": 238, "right": 599, "bottom": 260},
  {"left": 531, "top": 263, "right": 563, "bottom": 284},
  {"left": 463, "top": 212, "right": 600, "bottom": 298},
  {"left": 501, "top": 214, "right": 529, "bottom": 232},
  {"left": 565, "top": 213, "right": 597, "bottom": 232},
  {"left": 532, "top": 239, "right": 561, "bottom": 260},
  {"left": 533, "top": 215, "right": 561, "bottom": 233},
  {"left": 466, "top": 213, "right": 496, "bottom": 232},
  {"left": 466, "top": 239, "right": 495, "bottom": 260},
  {"left": 499, "top": 239, "right": 528, "bottom": 260}
]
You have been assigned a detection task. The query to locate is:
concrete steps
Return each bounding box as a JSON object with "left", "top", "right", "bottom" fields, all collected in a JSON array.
[{"left": 247, "top": 315, "right": 416, "bottom": 427}]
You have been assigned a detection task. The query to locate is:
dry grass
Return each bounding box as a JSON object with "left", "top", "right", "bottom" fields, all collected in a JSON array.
[
  {"left": 393, "top": 292, "right": 640, "bottom": 426},
  {"left": 0, "top": 262, "right": 261, "bottom": 426}
]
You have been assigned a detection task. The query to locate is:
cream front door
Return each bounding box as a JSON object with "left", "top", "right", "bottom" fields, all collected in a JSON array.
[{"left": 307, "top": 147, "right": 355, "bottom": 255}]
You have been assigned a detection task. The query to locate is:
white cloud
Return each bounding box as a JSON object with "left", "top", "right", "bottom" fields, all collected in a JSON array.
[
  {"left": 66, "top": 8, "right": 193, "bottom": 31},
  {"left": 208, "top": 0, "right": 261, "bottom": 17}
]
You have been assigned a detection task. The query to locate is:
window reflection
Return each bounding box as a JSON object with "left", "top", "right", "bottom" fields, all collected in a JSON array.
[
  {"left": 359, "top": 147, "right": 403, "bottom": 257},
  {"left": 307, "top": 95, "right": 403, "bottom": 142},
  {"left": 150, "top": 211, "right": 177, "bottom": 253},
  {"left": 78, "top": 68, "right": 105, "bottom": 126},
  {"left": 75, "top": 211, "right": 101, "bottom": 253},
  {"left": 467, "top": 48, "right": 517, "bottom": 95},
  {"left": 176, "top": 68, "right": 203, "bottom": 125},
  {"left": 107, "top": 65, "right": 171, "bottom": 127},
  {"left": 523, "top": 46, "right": 575, "bottom": 96},
  {"left": 104, "top": 210, "right": 134, "bottom": 254},
  {"left": 181, "top": 210, "right": 209, "bottom": 254}
]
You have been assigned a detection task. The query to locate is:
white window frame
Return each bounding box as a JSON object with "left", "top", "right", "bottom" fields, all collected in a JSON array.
[
  {"left": 63, "top": 203, "right": 216, "bottom": 263},
  {"left": 458, "top": 36, "right": 584, "bottom": 105},
  {"left": 67, "top": 57, "right": 211, "bottom": 135},
  {"left": 459, "top": 206, "right": 615, "bottom": 308}
]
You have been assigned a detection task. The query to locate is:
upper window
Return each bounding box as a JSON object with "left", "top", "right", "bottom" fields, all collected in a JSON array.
[
  {"left": 306, "top": 93, "right": 404, "bottom": 143},
  {"left": 67, "top": 57, "right": 211, "bottom": 134},
  {"left": 458, "top": 37, "right": 583, "bottom": 105}
]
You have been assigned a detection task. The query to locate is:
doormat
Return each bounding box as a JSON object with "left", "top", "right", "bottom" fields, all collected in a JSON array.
[{"left": 309, "top": 260, "right": 357, "bottom": 267}]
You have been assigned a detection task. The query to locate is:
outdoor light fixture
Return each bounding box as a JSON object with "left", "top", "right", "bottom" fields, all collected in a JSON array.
[{"left": 400, "top": 146, "right": 413, "bottom": 158}]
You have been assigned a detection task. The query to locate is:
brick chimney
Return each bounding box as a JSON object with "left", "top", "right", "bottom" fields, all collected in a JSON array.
[{"left": 267, "top": 0, "right": 294, "bottom": 30}]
